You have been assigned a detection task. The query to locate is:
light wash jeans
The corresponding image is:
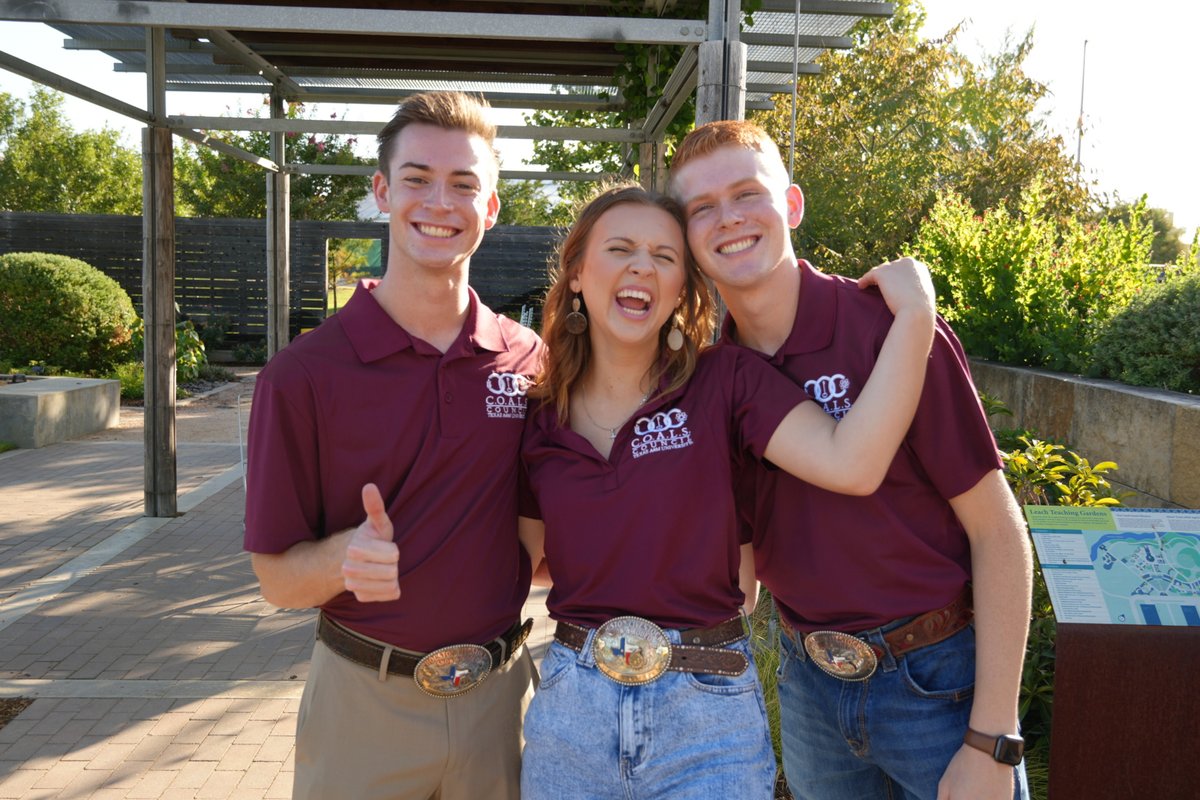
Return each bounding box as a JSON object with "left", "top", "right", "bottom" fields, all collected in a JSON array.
[
  {"left": 777, "top": 620, "right": 1030, "bottom": 800},
  {"left": 522, "top": 628, "right": 776, "bottom": 800}
]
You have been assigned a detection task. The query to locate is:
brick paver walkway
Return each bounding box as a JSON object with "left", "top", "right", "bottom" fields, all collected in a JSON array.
[{"left": 0, "top": 392, "right": 552, "bottom": 799}]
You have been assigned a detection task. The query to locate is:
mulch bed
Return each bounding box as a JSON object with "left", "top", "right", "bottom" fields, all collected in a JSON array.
[{"left": 0, "top": 698, "right": 33, "bottom": 731}]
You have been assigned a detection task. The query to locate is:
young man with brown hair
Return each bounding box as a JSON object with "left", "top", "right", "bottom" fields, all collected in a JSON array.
[
  {"left": 244, "top": 92, "right": 541, "bottom": 800},
  {"left": 670, "top": 121, "right": 1033, "bottom": 800}
]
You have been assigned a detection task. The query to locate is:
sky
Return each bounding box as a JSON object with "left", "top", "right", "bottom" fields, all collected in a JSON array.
[{"left": 1, "top": 1, "right": 1196, "bottom": 240}]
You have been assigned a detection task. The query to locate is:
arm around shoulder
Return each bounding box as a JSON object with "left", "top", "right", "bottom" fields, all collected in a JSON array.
[{"left": 763, "top": 259, "right": 936, "bottom": 494}]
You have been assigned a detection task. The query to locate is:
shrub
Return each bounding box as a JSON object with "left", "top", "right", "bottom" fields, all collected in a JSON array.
[
  {"left": 110, "top": 361, "right": 145, "bottom": 401},
  {"left": 128, "top": 309, "right": 209, "bottom": 384},
  {"left": 0, "top": 252, "right": 138, "bottom": 373},
  {"left": 1089, "top": 269, "right": 1200, "bottom": 394},
  {"left": 915, "top": 186, "right": 1155, "bottom": 373}
]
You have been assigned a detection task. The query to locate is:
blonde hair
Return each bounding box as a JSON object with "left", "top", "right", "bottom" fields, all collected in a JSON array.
[
  {"left": 377, "top": 91, "right": 498, "bottom": 178},
  {"left": 531, "top": 182, "right": 715, "bottom": 425}
]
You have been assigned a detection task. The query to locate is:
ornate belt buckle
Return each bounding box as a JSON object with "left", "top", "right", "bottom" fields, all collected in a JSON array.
[
  {"left": 414, "top": 644, "right": 493, "bottom": 698},
  {"left": 803, "top": 631, "right": 877, "bottom": 681},
  {"left": 592, "top": 616, "right": 672, "bottom": 685}
]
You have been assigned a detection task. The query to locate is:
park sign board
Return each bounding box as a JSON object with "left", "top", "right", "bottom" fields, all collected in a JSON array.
[{"left": 1024, "top": 506, "right": 1200, "bottom": 626}]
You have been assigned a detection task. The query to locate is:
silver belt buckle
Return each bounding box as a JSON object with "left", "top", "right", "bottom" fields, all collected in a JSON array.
[
  {"left": 592, "top": 616, "right": 672, "bottom": 685},
  {"left": 414, "top": 644, "right": 493, "bottom": 698},
  {"left": 803, "top": 630, "right": 877, "bottom": 681}
]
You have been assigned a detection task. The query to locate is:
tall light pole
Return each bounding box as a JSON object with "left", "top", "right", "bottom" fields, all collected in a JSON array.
[{"left": 1076, "top": 39, "right": 1088, "bottom": 167}]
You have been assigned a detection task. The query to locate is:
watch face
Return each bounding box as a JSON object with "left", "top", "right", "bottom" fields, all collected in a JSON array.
[{"left": 993, "top": 735, "right": 1025, "bottom": 766}]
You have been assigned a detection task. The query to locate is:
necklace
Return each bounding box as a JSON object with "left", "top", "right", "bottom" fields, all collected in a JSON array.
[{"left": 579, "top": 387, "right": 651, "bottom": 440}]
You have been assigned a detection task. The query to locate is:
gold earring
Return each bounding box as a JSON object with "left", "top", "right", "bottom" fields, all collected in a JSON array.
[{"left": 566, "top": 294, "right": 588, "bottom": 335}]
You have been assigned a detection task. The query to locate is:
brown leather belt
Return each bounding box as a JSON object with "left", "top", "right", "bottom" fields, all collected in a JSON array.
[
  {"left": 554, "top": 616, "right": 749, "bottom": 681},
  {"left": 783, "top": 587, "right": 974, "bottom": 663},
  {"left": 317, "top": 613, "right": 532, "bottom": 677}
]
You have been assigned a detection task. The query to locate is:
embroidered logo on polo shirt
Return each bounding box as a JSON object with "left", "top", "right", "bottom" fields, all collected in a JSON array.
[
  {"left": 804, "top": 373, "right": 853, "bottom": 420},
  {"left": 485, "top": 371, "right": 531, "bottom": 419},
  {"left": 631, "top": 408, "right": 693, "bottom": 459}
]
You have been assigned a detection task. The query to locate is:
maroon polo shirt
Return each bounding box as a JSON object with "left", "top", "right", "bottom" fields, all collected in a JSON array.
[
  {"left": 726, "top": 260, "right": 1002, "bottom": 634},
  {"left": 244, "top": 282, "right": 543, "bottom": 652},
  {"left": 520, "top": 346, "right": 803, "bottom": 630}
]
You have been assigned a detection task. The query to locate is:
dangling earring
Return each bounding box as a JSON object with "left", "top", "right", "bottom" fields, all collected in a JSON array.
[
  {"left": 666, "top": 314, "right": 684, "bottom": 352},
  {"left": 565, "top": 294, "right": 588, "bottom": 335}
]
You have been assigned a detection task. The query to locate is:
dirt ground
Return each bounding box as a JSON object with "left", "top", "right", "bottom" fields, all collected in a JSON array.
[{"left": 80, "top": 367, "right": 258, "bottom": 445}]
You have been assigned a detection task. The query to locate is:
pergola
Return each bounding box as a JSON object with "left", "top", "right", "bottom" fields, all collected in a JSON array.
[{"left": 0, "top": 1, "right": 893, "bottom": 516}]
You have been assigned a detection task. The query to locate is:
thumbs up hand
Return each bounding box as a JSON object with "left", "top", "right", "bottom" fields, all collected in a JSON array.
[{"left": 341, "top": 483, "right": 401, "bottom": 602}]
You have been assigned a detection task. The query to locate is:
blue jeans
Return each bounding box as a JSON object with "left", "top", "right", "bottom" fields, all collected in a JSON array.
[
  {"left": 522, "top": 628, "right": 776, "bottom": 800},
  {"left": 777, "top": 621, "right": 1030, "bottom": 800}
]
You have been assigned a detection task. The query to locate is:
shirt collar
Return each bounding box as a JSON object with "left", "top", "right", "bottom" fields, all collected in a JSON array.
[
  {"left": 340, "top": 280, "right": 512, "bottom": 364},
  {"left": 719, "top": 259, "right": 837, "bottom": 362}
]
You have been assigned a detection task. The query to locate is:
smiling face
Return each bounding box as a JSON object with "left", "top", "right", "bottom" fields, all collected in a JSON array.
[
  {"left": 371, "top": 122, "right": 500, "bottom": 276},
  {"left": 671, "top": 144, "right": 803, "bottom": 292},
  {"left": 569, "top": 202, "right": 686, "bottom": 354}
]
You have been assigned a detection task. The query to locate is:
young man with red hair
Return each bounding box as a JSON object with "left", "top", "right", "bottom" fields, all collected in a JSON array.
[{"left": 671, "top": 121, "right": 1033, "bottom": 800}]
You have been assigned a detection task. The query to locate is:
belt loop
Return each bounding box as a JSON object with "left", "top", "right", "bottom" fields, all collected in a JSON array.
[
  {"left": 494, "top": 634, "right": 509, "bottom": 668},
  {"left": 377, "top": 645, "right": 394, "bottom": 683}
]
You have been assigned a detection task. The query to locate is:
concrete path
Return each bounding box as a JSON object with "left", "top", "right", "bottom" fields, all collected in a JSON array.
[{"left": 0, "top": 379, "right": 553, "bottom": 799}]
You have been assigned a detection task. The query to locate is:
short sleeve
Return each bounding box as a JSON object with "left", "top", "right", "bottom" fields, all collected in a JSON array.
[
  {"left": 905, "top": 319, "right": 1003, "bottom": 500},
  {"left": 243, "top": 354, "right": 325, "bottom": 553},
  {"left": 728, "top": 347, "right": 810, "bottom": 459}
]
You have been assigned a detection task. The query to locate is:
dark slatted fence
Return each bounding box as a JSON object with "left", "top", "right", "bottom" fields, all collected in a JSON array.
[{"left": 0, "top": 212, "right": 557, "bottom": 339}]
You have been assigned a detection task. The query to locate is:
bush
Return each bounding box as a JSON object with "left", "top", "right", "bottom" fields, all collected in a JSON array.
[
  {"left": 110, "top": 361, "right": 145, "bottom": 401},
  {"left": 915, "top": 186, "right": 1155, "bottom": 373},
  {"left": 1090, "top": 269, "right": 1200, "bottom": 394},
  {"left": 0, "top": 252, "right": 139, "bottom": 373}
]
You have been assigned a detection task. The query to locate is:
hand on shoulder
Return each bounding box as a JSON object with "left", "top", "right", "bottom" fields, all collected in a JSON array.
[{"left": 858, "top": 256, "right": 936, "bottom": 321}]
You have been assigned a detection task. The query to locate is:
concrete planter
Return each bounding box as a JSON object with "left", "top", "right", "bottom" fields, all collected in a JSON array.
[
  {"left": 969, "top": 360, "right": 1200, "bottom": 509},
  {"left": 0, "top": 376, "right": 120, "bottom": 449}
]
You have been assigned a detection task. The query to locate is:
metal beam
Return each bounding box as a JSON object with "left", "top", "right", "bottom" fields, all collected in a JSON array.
[
  {"left": 741, "top": 32, "right": 853, "bottom": 49},
  {"left": 171, "top": 116, "right": 645, "bottom": 142},
  {"left": 293, "top": 90, "right": 622, "bottom": 110},
  {"left": 64, "top": 37, "right": 213, "bottom": 52},
  {"left": 285, "top": 164, "right": 612, "bottom": 183},
  {"left": 757, "top": 0, "right": 894, "bottom": 16},
  {"left": 0, "top": 1, "right": 708, "bottom": 46},
  {"left": 198, "top": 28, "right": 305, "bottom": 98},
  {"left": 642, "top": 47, "right": 699, "bottom": 142},
  {"left": 748, "top": 59, "right": 822, "bottom": 74},
  {"left": 173, "top": 128, "right": 279, "bottom": 171},
  {"left": 0, "top": 49, "right": 154, "bottom": 123}
]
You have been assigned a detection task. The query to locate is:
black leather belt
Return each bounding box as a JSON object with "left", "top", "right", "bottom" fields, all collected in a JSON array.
[{"left": 317, "top": 613, "right": 532, "bottom": 678}]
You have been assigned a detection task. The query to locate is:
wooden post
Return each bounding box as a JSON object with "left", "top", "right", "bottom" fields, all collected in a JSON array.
[
  {"left": 266, "top": 92, "right": 290, "bottom": 357},
  {"left": 142, "top": 124, "right": 177, "bottom": 517},
  {"left": 142, "top": 27, "right": 176, "bottom": 517}
]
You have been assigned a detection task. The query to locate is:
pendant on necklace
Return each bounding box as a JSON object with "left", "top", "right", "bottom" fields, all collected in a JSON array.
[{"left": 608, "top": 428, "right": 618, "bottom": 440}]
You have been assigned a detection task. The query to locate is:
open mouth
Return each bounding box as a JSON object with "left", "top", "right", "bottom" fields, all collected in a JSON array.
[
  {"left": 615, "top": 288, "right": 652, "bottom": 317},
  {"left": 415, "top": 223, "right": 458, "bottom": 238},
  {"left": 717, "top": 236, "right": 758, "bottom": 255}
]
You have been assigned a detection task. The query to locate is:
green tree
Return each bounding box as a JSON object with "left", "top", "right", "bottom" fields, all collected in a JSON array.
[
  {"left": 496, "top": 179, "right": 564, "bottom": 227},
  {"left": 174, "top": 102, "right": 369, "bottom": 221},
  {"left": 1103, "top": 200, "right": 1188, "bottom": 265},
  {"left": 751, "top": 2, "right": 1090, "bottom": 276},
  {"left": 0, "top": 88, "right": 142, "bottom": 215}
]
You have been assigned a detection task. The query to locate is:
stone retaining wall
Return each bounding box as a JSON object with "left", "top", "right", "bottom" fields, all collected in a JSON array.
[{"left": 969, "top": 361, "right": 1200, "bottom": 509}]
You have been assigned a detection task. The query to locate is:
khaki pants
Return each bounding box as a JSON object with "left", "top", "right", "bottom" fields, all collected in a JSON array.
[{"left": 294, "top": 638, "right": 536, "bottom": 800}]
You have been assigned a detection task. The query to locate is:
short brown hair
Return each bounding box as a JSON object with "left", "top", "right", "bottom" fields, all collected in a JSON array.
[
  {"left": 377, "top": 91, "right": 498, "bottom": 178},
  {"left": 669, "top": 120, "right": 788, "bottom": 192},
  {"left": 531, "top": 182, "right": 714, "bottom": 425}
]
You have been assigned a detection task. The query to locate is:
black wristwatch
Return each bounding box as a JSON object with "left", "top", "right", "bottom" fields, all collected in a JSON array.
[{"left": 963, "top": 728, "right": 1025, "bottom": 766}]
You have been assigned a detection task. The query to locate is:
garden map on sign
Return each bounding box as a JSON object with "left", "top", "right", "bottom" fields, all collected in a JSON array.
[{"left": 1023, "top": 506, "right": 1200, "bottom": 626}]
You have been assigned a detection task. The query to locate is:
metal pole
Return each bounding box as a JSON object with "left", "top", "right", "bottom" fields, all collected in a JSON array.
[
  {"left": 1076, "top": 39, "right": 1088, "bottom": 167},
  {"left": 790, "top": 0, "right": 802, "bottom": 178}
]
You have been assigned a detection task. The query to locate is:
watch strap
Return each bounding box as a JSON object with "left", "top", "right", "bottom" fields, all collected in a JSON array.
[{"left": 963, "top": 727, "right": 1024, "bottom": 765}]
